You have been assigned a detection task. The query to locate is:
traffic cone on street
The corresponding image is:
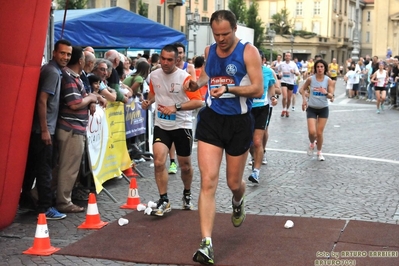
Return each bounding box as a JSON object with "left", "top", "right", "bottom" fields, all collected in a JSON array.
[
  {"left": 78, "top": 193, "right": 108, "bottom": 229},
  {"left": 120, "top": 178, "right": 142, "bottom": 209},
  {"left": 122, "top": 165, "right": 138, "bottom": 178},
  {"left": 23, "top": 213, "right": 60, "bottom": 256}
]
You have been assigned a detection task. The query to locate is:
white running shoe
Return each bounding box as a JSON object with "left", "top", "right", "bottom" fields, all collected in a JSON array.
[
  {"left": 317, "top": 153, "right": 325, "bottom": 161},
  {"left": 307, "top": 143, "right": 315, "bottom": 156}
]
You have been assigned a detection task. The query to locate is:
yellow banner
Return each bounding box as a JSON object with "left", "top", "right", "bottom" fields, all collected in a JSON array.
[{"left": 87, "top": 102, "right": 131, "bottom": 193}]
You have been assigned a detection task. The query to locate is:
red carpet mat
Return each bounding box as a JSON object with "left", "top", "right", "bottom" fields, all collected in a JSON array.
[{"left": 57, "top": 210, "right": 346, "bottom": 265}]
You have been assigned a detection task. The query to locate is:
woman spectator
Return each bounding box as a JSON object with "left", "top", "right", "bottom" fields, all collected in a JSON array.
[
  {"left": 123, "top": 60, "right": 150, "bottom": 100},
  {"left": 299, "top": 59, "right": 335, "bottom": 161},
  {"left": 370, "top": 61, "right": 388, "bottom": 113}
]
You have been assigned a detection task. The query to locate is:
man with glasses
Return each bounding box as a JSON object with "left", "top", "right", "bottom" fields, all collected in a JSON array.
[{"left": 91, "top": 59, "right": 118, "bottom": 101}]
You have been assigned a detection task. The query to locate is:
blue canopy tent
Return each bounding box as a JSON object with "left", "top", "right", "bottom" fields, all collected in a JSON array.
[{"left": 54, "top": 7, "right": 187, "bottom": 49}]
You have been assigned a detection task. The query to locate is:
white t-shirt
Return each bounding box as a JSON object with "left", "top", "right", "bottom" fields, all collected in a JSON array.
[
  {"left": 149, "top": 68, "right": 199, "bottom": 130},
  {"left": 278, "top": 61, "right": 299, "bottom": 85}
]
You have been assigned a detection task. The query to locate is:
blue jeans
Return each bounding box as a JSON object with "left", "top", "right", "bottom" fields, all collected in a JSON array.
[{"left": 367, "top": 83, "right": 375, "bottom": 100}]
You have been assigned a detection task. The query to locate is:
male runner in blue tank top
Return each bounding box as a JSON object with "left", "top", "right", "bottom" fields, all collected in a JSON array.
[{"left": 185, "top": 10, "right": 263, "bottom": 265}]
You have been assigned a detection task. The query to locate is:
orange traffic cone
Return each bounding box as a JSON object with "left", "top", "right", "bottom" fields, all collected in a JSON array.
[
  {"left": 120, "top": 178, "right": 142, "bottom": 209},
  {"left": 23, "top": 213, "right": 60, "bottom": 256},
  {"left": 122, "top": 166, "right": 138, "bottom": 178},
  {"left": 78, "top": 193, "right": 108, "bottom": 229}
]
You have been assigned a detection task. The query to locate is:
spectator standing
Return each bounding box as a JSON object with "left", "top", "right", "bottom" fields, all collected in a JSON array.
[
  {"left": 56, "top": 46, "right": 98, "bottom": 213},
  {"left": 186, "top": 10, "right": 263, "bottom": 265},
  {"left": 141, "top": 44, "right": 202, "bottom": 217},
  {"left": 81, "top": 50, "right": 96, "bottom": 93},
  {"left": 20, "top": 40, "right": 72, "bottom": 219},
  {"left": 299, "top": 59, "right": 335, "bottom": 161},
  {"left": 105, "top": 49, "right": 129, "bottom": 103},
  {"left": 123, "top": 60, "right": 150, "bottom": 100}
]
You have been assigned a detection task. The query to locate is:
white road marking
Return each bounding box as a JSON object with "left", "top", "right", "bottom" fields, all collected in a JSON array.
[{"left": 267, "top": 148, "right": 399, "bottom": 164}]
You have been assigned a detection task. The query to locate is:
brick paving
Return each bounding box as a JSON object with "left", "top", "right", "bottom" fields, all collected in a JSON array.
[{"left": 1, "top": 78, "right": 398, "bottom": 265}]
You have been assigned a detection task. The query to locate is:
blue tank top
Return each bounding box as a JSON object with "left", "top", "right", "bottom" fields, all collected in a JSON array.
[
  {"left": 252, "top": 66, "right": 276, "bottom": 108},
  {"left": 205, "top": 41, "right": 252, "bottom": 115}
]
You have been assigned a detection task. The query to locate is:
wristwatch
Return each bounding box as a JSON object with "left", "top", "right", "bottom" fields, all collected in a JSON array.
[
  {"left": 175, "top": 102, "right": 182, "bottom": 111},
  {"left": 223, "top": 84, "right": 229, "bottom": 93}
]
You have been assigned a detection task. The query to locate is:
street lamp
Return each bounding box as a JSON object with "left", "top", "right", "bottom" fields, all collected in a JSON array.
[
  {"left": 290, "top": 34, "right": 295, "bottom": 57},
  {"left": 186, "top": 8, "right": 200, "bottom": 57},
  {"left": 267, "top": 28, "right": 276, "bottom": 64},
  {"left": 351, "top": 0, "right": 360, "bottom": 61}
]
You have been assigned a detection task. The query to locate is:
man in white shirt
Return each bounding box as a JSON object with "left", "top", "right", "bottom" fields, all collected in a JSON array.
[{"left": 277, "top": 52, "right": 300, "bottom": 117}]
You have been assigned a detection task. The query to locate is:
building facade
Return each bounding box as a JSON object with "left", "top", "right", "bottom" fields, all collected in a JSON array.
[{"left": 68, "top": 0, "right": 399, "bottom": 63}]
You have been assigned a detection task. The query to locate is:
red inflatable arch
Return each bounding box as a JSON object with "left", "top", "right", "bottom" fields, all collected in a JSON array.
[{"left": 0, "top": 0, "right": 52, "bottom": 229}]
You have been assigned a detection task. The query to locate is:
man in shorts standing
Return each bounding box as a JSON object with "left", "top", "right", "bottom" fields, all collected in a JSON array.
[{"left": 141, "top": 44, "right": 202, "bottom": 216}]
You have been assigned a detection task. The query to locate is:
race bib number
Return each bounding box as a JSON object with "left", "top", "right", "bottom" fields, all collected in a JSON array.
[
  {"left": 157, "top": 111, "right": 176, "bottom": 121},
  {"left": 283, "top": 72, "right": 290, "bottom": 78}
]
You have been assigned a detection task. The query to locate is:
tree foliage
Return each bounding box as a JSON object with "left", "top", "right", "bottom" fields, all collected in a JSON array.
[
  {"left": 228, "top": 0, "right": 247, "bottom": 24},
  {"left": 270, "top": 7, "right": 293, "bottom": 35},
  {"left": 138, "top": 1, "right": 148, "bottom": 17},
  {"left": 246, "top": 1, "right": 264, "bottom": 48},
  {"left": 56, "top": 0, "right": 87, "bottom": 9}
]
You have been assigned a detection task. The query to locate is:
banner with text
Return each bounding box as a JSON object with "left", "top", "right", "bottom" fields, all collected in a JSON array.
[
  {"left": 87, "top": 102, "right": 131, "bottom": 193},
  {"left": 125, "top": 97, "right": 146, "bottom": 139}
]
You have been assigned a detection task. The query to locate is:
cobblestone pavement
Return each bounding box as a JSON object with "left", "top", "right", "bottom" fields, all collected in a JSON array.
[{"left": 1, "top": 78, "right": 398, "bottom": 265}]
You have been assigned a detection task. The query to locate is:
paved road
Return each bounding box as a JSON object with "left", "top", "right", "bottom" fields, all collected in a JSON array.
[{"left": 1, "top": 78, "right": 398, "bottom": 265}]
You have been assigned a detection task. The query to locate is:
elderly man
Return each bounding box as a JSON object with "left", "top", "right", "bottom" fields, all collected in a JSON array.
[
  {"left": 81, "top": 50, "right": 96, "bottom": 93},
  {"left": 91, "top": 59, "right": 117, "bottom": 102},
  {"left": 105, "top": 49, "right": 130, "bottom": 103}
]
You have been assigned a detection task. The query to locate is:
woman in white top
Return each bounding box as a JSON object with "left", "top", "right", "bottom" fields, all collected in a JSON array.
[{"left": 370, "top": 61, "right": 388, "bottom": 113}]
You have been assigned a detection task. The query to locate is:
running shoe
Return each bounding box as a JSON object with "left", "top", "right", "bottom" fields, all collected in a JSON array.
[
  {"left": 44, "top": 207, "right": 67, "bottom": 220},
  {"left": 248, "top": 158, "right": 253, "bottom": 165},
  {"left": 182, "top": 194, "right": 193, "bottom": 210},
  {"left": 248, "top": 170, "right": 259, "bottom": 184},
  {"left": 262, "top": 153, "right": 267, "bottom": 165},
  {"left": 154, "top": 201, "right": 171, "bottom": 216},
  {"left": 376, "top": 109, "right": 380, "bottom": 114},
  {"left": 307, "top": 143, "right": 315, "bottom": 156},
  {"left": 193, "top": 238, "right": 214, "bottom": 265},
  {"left": 281, "top": 111, "right": 286, "bottom": 117},
  {"left": 317, "top": 153, "right": 325, "bottom": 161},
  {"left": 292, "top": 106, "right": 295, "bottom": 111},
  {"left": 285, "top": 110, "right": 290, "bottom": 117},
  {"left": 168, "top": 162, "right": 177, "bottom": 174},
  {"left": 231, "top": 197, "right": 246, "bottom": 227}
]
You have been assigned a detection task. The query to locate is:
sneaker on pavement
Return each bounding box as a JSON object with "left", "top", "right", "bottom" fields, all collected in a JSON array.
[
  {"left": 168, "top": 162, "right": 177, "bottom": 174},
  {"left": 317, "top": 153, "right": 325, "bottom": 161},
  {"left": 372, "top": 99, "right": 376, "bottom": 102},
  {"left": 376, "top": 109, "right": 380, "bottom": 114},
  {"left": 262, "top": 153, "right": 267, "bottom": 165},
  {"left": 307, "top": 143, "right": 315, "bottom": 156},
  {"left": 44, "top": 207, "right": 67, "bottom": 220},
  {"left": 248, "top": 158, "right": 253, "bottom": 165},
  {"left": 285, "top": 110, "right": 290, "bottom": 117},
  {"left": 248, "top": 171, "right": 260, "bottom": 184},
  {"left": 154, "top": 201, "right": 171, "bottom": 216},
  {"left": 193, "top": 238, "right": 214, "bottom": 265},
  {"left": 182, "top": 194, "right": 193, "bottom": 210},
  {"left": 231, "top": 197, "right": 246, "bottom": 227},
  {"left": 292, "top": 106, "right": 295, "bottom": 111},
  {"left": 281, "top": 110, "right": 286, "bottom": 117}
]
